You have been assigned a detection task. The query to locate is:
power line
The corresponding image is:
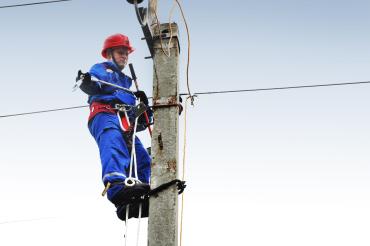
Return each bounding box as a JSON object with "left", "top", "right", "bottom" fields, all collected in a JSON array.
[
  {"left": 189, "top": 80, "right": 370, "bottom": 96},
  {"left": 0, "top": 217, "right": 55, "bottom": 225},
  {"left": 0, "top": 105, "right": 88, "bottom": 118},
  {"left": 0, "top": 0, "right": 72, "bottom": 9},
  {"left": 1, "top": 80, "right": 370, "bottom": 119}
]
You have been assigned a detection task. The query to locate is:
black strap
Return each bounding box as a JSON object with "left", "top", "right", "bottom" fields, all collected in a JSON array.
[
  {"left": 109, "top": 179, "right": 186, "bottom": 208},
  {"left": 122, "top": 179, "right": 186, "bottom": 206},
  {"left": 145, "top": 179, "right": 186, "bottom": 198}
]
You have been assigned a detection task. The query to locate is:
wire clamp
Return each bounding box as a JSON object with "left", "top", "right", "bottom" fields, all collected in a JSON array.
[{"left": 152, "top": 96, "right": 183, "bottom": 114}]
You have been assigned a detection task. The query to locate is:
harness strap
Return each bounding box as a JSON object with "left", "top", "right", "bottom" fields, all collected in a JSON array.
[
  {"left": 88, "top": 102, "right": 131, "bottom": 132},
  {"left": 88, "top": 101, "right": 116, "bottom": 122}
]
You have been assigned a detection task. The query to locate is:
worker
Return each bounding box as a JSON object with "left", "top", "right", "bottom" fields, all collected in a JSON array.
[{"left": 79, "top": 33, "right": 151, "bottom": 218}]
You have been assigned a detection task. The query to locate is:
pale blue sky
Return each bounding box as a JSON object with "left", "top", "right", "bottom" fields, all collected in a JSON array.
[{"left": 1, "top": 1, "right": 370, "bottom": 245}]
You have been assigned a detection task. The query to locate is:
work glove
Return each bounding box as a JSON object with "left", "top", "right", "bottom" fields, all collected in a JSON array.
[
  {"left": 78, "top": 70, "right": 100, "bottom": 95},
  {"left": 134, "top": 90, "right": 149, "bottom": 106},
  {"left": 81, "top": 72, "right": 92, "bottom": 84},
  {"left": 133, "top": 91, "right": 153, "bottom": 132},
  {"left": 76, "top": 70, "right": 91, "bottom": 83},
  {"left": 137, "top": 110, "right": 153, "bottom": 132}
]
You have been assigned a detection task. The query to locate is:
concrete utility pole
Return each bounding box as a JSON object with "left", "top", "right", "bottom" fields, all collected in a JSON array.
[{"left": 148, "top": 1, "right": 181, "bottom": 246}]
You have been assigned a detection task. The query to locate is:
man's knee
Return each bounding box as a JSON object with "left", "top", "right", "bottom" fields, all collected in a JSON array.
[{"left": 98, "top": 127, "right": 123, "bottom": 144}]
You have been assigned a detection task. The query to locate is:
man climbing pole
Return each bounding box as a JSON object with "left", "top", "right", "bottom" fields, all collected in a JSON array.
[{"left": 78, "top": 33, "right": 152, "bottom": 219}]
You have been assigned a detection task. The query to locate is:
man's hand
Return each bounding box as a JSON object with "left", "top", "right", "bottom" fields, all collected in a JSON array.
[
  {"left": 76, "top": 70, "right": 91, "bottom": 83},
  {"left": 78, "top": 70, "right": 101, "bottom": 95},
  {"left": 134, "top": 91, "right": 149, "bottom": 106},
  {"left": 82, "top": 72, "right": 91, "bottom": 84}
]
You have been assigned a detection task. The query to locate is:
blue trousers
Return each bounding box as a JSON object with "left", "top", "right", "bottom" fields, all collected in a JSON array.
[{"left": 88, "top": 113, "right": 151, "bottom": 199}]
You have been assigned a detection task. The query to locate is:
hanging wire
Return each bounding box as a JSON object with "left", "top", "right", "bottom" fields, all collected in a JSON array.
[
  {"left": 151, "top": 0, "right": 193, "bottom": 108},
  {"left": 179, "top": 96, "right": 192, "bottom": 246},
  {"left": 0, "top": 0, "right": 72, "bottom": 9},
  {"left": 0, "top": 217, "right": 55, "bottom": 225},
  {"left": 0, "top": 105, "right": 88, "bottom": 118},
  {"left": 1, "top": 80, "right": 370, "bottom": 119},
  {"left": 190, "top": 80, "right": 370, "bottom": 95},
  {"left": 153, "top": 0, "right": 177, "bottom": 57},
  {"left": 167, "top": 0, "right": 177, "bottom": 56},
  {"left": 174, "top": 0, "right": 193, "bottom": 105},
  {"left": 153, "top": 9, "right": 172, "bottom": 57}
]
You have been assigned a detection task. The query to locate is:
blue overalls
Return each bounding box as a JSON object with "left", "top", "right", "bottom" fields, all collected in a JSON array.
[{"left": 81, "top": 61, "right": 151, "bottom": 202}]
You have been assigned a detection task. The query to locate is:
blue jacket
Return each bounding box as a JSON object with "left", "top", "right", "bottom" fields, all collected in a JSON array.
[{"left": 80, "top": 61, "right": 136, "bottom": 106}]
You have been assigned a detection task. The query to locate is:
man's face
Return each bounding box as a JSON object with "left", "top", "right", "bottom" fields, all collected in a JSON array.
[{"left": 111, "top": 47, "right": 129, "bottom": 69}]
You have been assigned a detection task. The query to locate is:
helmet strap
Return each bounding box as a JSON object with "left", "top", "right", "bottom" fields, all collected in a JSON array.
[{"left": 107, "top": 48, "right": 124, "bottom": 71}]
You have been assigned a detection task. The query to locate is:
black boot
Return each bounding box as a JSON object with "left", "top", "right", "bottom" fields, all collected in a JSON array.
[
  {"left": 116, "top": 199, "right": 149, "bottom": 221},
  {"left": 109, "top": 182, "right": 150, "bottom": 207}
]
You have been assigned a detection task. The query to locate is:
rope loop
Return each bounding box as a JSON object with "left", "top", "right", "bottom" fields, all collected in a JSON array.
[{"left": 124, "top": 177, "right": 141, "bottom": 187}]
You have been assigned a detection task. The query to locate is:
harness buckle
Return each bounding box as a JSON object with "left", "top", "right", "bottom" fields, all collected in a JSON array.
[{"left": 113, "top": 104, "right": 132, "bottom": 112}]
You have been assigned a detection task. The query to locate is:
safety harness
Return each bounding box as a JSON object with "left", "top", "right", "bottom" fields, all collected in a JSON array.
[{"left": 88, "top": 101, "right": 131, "bottom": 130}]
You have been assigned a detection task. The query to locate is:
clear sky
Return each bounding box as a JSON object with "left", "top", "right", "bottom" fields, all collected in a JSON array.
[{"left": 1, "top": 0, "right": 370, "bottom": 245}]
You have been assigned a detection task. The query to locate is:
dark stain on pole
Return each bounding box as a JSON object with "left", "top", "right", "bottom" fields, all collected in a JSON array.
[
  {"left": 158, "top": 133, "right": 164, "bottom": 150},
  {"left": 167, "top": 159, "right": 177, "bottom": 173}
]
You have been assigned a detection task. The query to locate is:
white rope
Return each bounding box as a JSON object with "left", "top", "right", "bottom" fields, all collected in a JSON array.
[
  {"left": 124, "top": 205, "right": 130, "bottom": 246},
  {"left": 118, "top": 99, "right": 143, "bottom": 246},
  {"left": 128, "top": 100, "right": 140, "bottom": 181},
  {"left": 136, "top": 203, "right": 142, "bottom": 246},
  {"left": 128, "top": 109, "right": 135, "bottom": 179},
  {"left": 131, "top": 114, "right": 139, "bottom": 180},
  {"left": 117, "top": 106, "right": 135, "bottom": 246},
  {"left": 130, "top": 101, "right": 143, "bottom": 246}
]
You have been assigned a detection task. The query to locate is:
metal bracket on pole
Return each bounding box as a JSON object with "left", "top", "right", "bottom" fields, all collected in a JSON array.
[
  {"left": 153, "top": 96, "right": 177, "bottom": 105},
  {"left": 152, "top": 96, "right": 183, "bottom": 114},
  {"left": 126, "top": 0, "right": 155, "bottom": 59},
  {"left": 141, "top": 22, "right": 155, "bottom": 59}
]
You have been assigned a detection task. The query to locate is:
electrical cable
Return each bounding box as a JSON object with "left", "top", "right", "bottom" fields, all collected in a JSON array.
[
  {"left": 175, "top": 0, "right": 193, "bottom": 104},
  {"left": 179, "top": 96, "right": 191, "bottom": 246},
  {"left": 189, "top": 80, "right": 370, "bottom": 96},
  {"left": 167, "top": 0, "right": 177, "bottom": 55},
  {"left": 0, "top": 0, "right": 72, "bottom": 9},
  {"left": 0, "top": 217, "right": 55, "bottom": 225},
  {"left": 154, "top": 0, "right": 176, "bottom": 57},
  {"left": 152, "top": 0, "right": 191, "bottom": 102},
  {"left": 1, "top": 80, "right": 370, "bottom": 119},
  {"left": 153, "top": 9, "right": 171, "bottom": 57},
  {"left": 0, "top": 105, "right": 88, "bottom": 118}
]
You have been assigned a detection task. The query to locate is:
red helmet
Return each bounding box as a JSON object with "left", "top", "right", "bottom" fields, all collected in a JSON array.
[{"left": 101, "top": 34, "right": 134, "bottom": 58}]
